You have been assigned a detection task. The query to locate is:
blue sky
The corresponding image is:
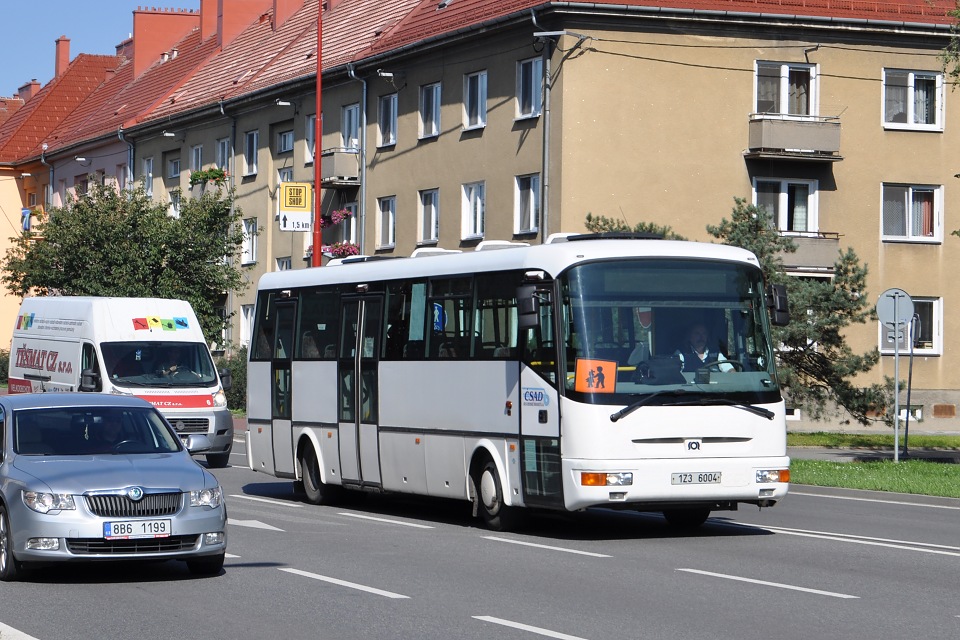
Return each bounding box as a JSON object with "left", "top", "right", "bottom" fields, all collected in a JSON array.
[{"left": 1, "top": 1, "right": 196, "bottom": 97}]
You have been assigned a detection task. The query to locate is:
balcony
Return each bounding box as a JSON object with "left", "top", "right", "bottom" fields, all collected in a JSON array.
[
  {"left": 320, "top": 148, "right": 360, "bottom": 187},
  {"left": 744, "top": 115, "right": 842, "bottom": 162},
  {"left": 780, "top": 232, "right": 841, "bottom": 273}
]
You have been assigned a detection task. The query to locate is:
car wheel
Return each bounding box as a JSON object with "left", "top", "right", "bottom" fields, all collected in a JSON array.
[
  {"left": 0, "top": 504, "right": 23, "bottom": 582},
  {"left": 473, "top": 459, "right": 522, "bottom": 532},
  {"left": 206, "top": 451, "right": 231, "bottom": 468},
  {"left": 186, "top": 552, "right": 224, "bottom": 576}
]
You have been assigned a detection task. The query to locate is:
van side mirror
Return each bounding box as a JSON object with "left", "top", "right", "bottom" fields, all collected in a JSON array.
[
  {"left": 766, "top": 284, "right": 789, "bottom": 326},
  {"left": 219, "top": 368, "right": 233, "bottom": 391},
  {"left": 517, "top": 285, "right": 540, "bottom": 329},
  {"left": 79, "top": 368, "right": 100, "bottom": 392}
]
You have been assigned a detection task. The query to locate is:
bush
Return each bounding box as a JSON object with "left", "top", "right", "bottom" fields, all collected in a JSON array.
[
  {"left": 0, "top": 348, "right": 8, "bottom": 384},
  {"left": 215, "top": 346, "right": 247, "bottom": 412}
]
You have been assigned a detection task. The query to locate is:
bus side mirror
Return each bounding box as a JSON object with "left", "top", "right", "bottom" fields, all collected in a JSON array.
[
  {"left": 517, "top": 285, "right": 540, "bottom": 329},
  {"left": 219, "top": 368, "right": 233, "bottom": 391},
  {"left": 79, "top": 368, "right": 100, "bottom": 392},
  {"left": 766, "top": 284, "right": 789, "bottom": 326}
]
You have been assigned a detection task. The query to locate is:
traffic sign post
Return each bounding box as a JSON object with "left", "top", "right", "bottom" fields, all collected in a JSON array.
[{"left": 876, "top": 288, "right": 913, "bottom": 463}]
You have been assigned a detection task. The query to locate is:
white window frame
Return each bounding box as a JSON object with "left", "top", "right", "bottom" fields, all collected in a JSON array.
[
  {"left": 276, "top": 256, "right": 292, "bottom": 271},
  {"left": 516, "top": 57, "right": 543, "bottom": 119},
  {"left": 463, "top": 70, "right": 487, "bottom": 130},
  {"left": 275, "top": 167, "right": 295, "bottom": 220},
  {"left": 882, "top": 69, "right": 943, "bottom": 131},
  {"left": 514, "top": 174, "right": 541, "bottom": 234},
  {"left": 376, "top": 196, "right": 396, "bottom": 250},
  {"left": 755, "top": 61, "right": 817, "bottom": 117},
  {"left": 879, "top": 296, "right": 941, "bottom": 356},
  {"left": 142, "top": 157, "right": 154, "bottom": 196},
  {"left": 753, "top": 178, "right": 819, "bottom": 234},
  {"left": 419, "top": 83, "right": 441, "bottom": 139},
  {"left": 461, "top": 181, "right": 485, "bottom": 240},
  {"left": 378, "top": 94, "right": 398, "bottom": 147},
  {"left": 167, "top": 158, "right": 181, "bottom": 179},
  {"left": 216, "top": 138, "right": 230, "bottom": 170},
  {"left": 305, "top": 114, "right": 317, "bottom": 163},
  {"left": 240, "top": 304, "right": 255, "bottom": 349},
  {"left": 168, "top": 189, "right": 181, "bottom": 218},
  {"left": 324, "top": 201, "right": 358, "bottom": 246},
  {"left": 418, "top": 188, "right": 439, "bottom": 244},
  {"left": 277, "top": 130, "right": 294, "bottom": 154},
  {"left": 881, "top": 183, "right": 942, "bottom": 243},
  {"left": 190, "top": 145, "right": 203, "bottom": 172},
  {"left": 244, "top": 130, "right": 259, "bottom": 176},
  {"left": 341, "top": 104, "right": 360, "bottom": 150},
  {"left": 241, "top": 218, "right": 258, "bottom": 264}
]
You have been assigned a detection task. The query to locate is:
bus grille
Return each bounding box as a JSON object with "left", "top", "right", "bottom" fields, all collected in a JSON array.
[
  {"left": 66, "top": 535, "right": 200, "bottom": 555},
  {"left": 168, "top": 418, "right": 209, "bottom": 434},
  {"left": 85, "top": 493, "right": 182, "bottom": 517}
]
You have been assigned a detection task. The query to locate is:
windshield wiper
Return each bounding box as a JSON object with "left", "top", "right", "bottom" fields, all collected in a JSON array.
[
  {"left": 610, "top": 389, "right": 692, "bottom": 422},
  {"left": 662, "top": 398, "right": 775, "bottom": 420}
]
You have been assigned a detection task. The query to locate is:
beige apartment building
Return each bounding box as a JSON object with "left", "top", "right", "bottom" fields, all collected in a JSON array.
[{"left": 2, "top": 0, "right": 958, "bottom": 422}]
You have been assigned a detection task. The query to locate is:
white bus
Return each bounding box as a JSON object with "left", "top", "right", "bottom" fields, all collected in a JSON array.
[{"left": 246, "top": 235, "right": 790, "bottom": 529}]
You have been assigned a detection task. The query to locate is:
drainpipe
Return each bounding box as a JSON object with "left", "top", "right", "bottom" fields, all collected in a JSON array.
[
  {"left": 347, "top": 63, "right": 368, "bottom": 254},
  {"left": 531, "top": 10, "right": 551, "bottom": 244},
  {"left": 118, "top": 126, "right": 135, "bottom": 189},
  {"left": 39, "top": 143, "right": 53, "bottom": 209}
]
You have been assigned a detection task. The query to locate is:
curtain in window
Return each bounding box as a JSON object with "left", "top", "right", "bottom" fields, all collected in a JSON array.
[
  {"left": 882, "top": 185, "right": 907, "bottom": 236},
  {"left": 911, "top": 190, "right": 934, "bottom": 237},
  {"left": 755, "top": 181, "right": 780, "bottom": 227},
  {"left": 788, "top": 68, "right": 810, "bottom": 115},
  {"left": 914, "top": 76, "right": 935, "bottom": 125},
  {"left": 884, "top": 71, "right": 908, "bottom": 123},
  {"left": 756, "top": 65, "right": 780, "bottom": 113},
  {"left": 787, "top": 183, "right": 809, "bottom": 232}
]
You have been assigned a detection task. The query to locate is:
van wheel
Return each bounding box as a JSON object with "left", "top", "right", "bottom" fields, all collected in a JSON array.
[
  {"left": 473, "top": 459, "right": 522, "bottom": 531},
  {"left": 299, "top": 445, "right": 340, "bottom": 505},
  {"left": 206, "top": 451, "right": 230, "bottom": 468},
  {"left": 0, "top": 505, "right": 23, "bottom": 582}
]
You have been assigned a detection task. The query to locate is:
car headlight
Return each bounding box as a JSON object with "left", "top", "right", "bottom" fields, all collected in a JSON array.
[
  {"left": 212, "top": 389, "right": 228, "bottom": 408},
  {"left": 190, "top": 486, "right": 223, "bottom": 508},
  {"left": 23, "top": 490, "right": 76, "bottom": 514}
]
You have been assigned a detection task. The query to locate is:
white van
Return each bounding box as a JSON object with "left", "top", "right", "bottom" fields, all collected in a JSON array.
[{"left": 8, "top": 296, "right": 234, "bottom": 467}]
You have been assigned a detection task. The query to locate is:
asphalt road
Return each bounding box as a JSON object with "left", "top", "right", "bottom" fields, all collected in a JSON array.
[{"left": 1, "top": 436, "right": 958, "bottom": 640}]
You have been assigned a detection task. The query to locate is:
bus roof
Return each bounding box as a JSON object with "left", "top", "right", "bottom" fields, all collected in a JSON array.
[{"left": 258, "top": 238, "right": 762, "bottom": 291}]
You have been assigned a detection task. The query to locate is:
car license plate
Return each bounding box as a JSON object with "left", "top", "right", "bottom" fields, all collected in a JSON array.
[
  {"left": 671, "top": 472, "right": 721, "bottom": 485},
  {"left": 103, "top": 519, "right": 172, "bottom": 539}
]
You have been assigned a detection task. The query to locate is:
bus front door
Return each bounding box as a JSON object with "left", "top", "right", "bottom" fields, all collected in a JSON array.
[{"left": 337, "top": 296, "right": 383, "bottom": 488}]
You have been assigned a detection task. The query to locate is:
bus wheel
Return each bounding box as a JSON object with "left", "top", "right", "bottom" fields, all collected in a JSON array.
[
  {"left": 474, "top": 460, "right": 520, "bottom": 531},
  {"left": 662, "top": 508, "right": 710, "bottom": 529},
  {"left": 299, "top": 445, "right": 337, "bottom": 505}
]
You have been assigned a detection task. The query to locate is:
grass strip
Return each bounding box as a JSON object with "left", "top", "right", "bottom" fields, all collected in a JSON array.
[
  {"left": 790, "top": 458, "right": 960, "bottom": 499},
  {"left": 788, "top": 432, "right": 960, "bottom": 450}
]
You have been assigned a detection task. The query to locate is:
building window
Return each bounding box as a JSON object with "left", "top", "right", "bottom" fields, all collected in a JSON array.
[
  {"left": 277, "top": 256, "right": 292, "bottom": 271},
  {"left": 756, "top": 62, "right": 816, "bottom": 116},
  {"left": 241, "top": 304, "right": 255, "bottom": 349},
  {"left": 418, "top": 188, "right": 439, "bottom": 244},
  {"left": 190, "top": 145, "right": 203, "bottom": 172},
  {"left": 379, "top": 93, "right": 398, "bottom": 147},
  {"left": 275, "top": 168, "right": 295, "bottom": 220},
  {"left": 377, "top": 196, "right": 396, "bottom": 249},
  {"left": 420, "top": 83, "right": 441, "bottom": 139},
  {"left": 515, "top": 174, "right": 541, "bottom": 234},
  {"left": 880, "top": 296, "right": 941, "bottom": 355},
  {"left": 882, "top": 184, "right": 941, "bottom": 242},
  {"left": 168, "top": 190, "right": 181, "bottom": 218},
  {"left": 244, "top": 130, "right": 259, "bottom": 175},
  {"left": 883, "top": 69, "right": 943, "bottom": 130},
  {"left": 341, "top": 104, "right": 360, "bottom": 150},
  {"left": 517, "top": 57, "right": 543, "bottom": 118},
  {"left": 277, "top": 130, "right": 294, "bottom": 154},
  {"left": 305, "top": 114, "right": 316, "bottom": 163},
  {"left": 142, "top": 157, "right": 154, "bottom": 196},
  {"left": 462, "top": 181, "right": 485, "bottom": 240},
  {"left": 241, "top": 218, "right": 258, "bottom": 264},
  {"left": 167, "top": 158, "right": 181, "bottom": 179},
  {"left": 325, "top": 201, "right": 357, "bottom": 245},
  {"left": 754, "top": 178, "right": 818, "bottom": 234},
  {"left": 216, "top": 138, "right": 230, "bottom": 170},
  {"left": 464, "top": 70, "right": 487, "bottom": 129}
]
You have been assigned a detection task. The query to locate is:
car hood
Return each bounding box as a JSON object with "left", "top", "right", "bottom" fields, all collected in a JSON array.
[{"left": 12, "top": 453, "right": 213, "bottom": 494}]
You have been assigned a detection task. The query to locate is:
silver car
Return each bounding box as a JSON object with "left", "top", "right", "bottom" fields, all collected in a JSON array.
[{"left": 0, "top": 393, "right": 227, "bottom": 581}]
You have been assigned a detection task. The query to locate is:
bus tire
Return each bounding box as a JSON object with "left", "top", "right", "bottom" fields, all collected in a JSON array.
[
  {"left": 299, "top": 444, "right": 338, "bottom": 505},
  {"left": 474, "top": 459, "right": 521, "bottom": 531},
  {"left": 662, "top": 508, "right": 710, "bottom": 529}
]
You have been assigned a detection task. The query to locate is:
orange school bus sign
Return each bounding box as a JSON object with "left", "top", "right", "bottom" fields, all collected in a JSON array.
[
  {"left": 280, "top": 182, "right": 313, "bottom": 232},
  {"left": 574, "top": 358, "right": 617, "bottom": 393}
]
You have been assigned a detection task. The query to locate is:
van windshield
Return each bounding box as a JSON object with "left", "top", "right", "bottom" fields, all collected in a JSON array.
[{"left": 101, "top": 341, "right": 218, "bottom": 387}]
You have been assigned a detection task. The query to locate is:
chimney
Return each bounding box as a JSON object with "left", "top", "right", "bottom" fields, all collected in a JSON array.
[
  {"left": 17, "top": 80, "right": 41, "bottom": 102},
  {"left": 273, "top": 0, "right": 302, "bottom": 29},
  {"left": 131, "top": 7, "right": 200, "bottom": 77},
  {"left": 116, "top": 37, "right": 133, "bottom": 60},
  {"left": 218, "top": 0, "right": 274, "bottom": 48},
  {"left": 201, "top": 0, "right": 217, "bottom": 40},
  {"left": 55, "top": 36, "right": 70, "bottom": 78}
]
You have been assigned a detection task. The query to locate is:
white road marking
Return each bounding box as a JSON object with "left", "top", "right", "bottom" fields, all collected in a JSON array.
[
  {"left": 734, "top": 522, "right": 960, "bottom": 556},
  {"left": 484, "top": 536, "right": 611, "bottom": 558},
  {"left": 225, "top": 553, "right": 241, "bottom": 558},
  {"left": 473, "top": 615, "right": 590, "bottom": 640},
  {"left": 790, "top": 490, "right": 960, "bottom": 510},
  {"left": 0, "top": 622, "right": 42, "bottom": 640},
  {"left": 229, "top": 494, "right": 304, "bottom": 508},
  {"left": 279, "top": 567, "right": 409, "bottom": 599},
  {"left": 337, "top": 512, "right": 434, "bottom": 528},
  {"left": 228, "top": 518, "right": 284, "bottom": 531},
  {"left": 677, "top": 568, "right": 859, "bottom": 599}
]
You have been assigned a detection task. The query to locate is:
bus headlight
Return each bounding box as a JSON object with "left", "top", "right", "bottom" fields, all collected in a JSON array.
[
  {"left": 212, "top": 389, "right": 228, "bottom": 408},
  {"left": 581, "top": 472, "right": 633, "bottom": 487},
  {"left": 756, "top": 469, "right": 789, "bottom": 484}
]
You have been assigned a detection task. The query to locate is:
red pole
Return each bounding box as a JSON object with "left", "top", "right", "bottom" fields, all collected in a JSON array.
[{"left": 312, "top": 0, "right": 323, "bottom": 267}]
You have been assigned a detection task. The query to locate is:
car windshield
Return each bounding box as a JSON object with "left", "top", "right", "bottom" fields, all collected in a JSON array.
[
  {"left": 14, "top": 407, "right": 182, "bottom": 456},
  {"left": 100, "top": 341, "right": 218, "bottom": 387},
  {"left": 556, "top": 258, "right": 781, "bottom": 405}
]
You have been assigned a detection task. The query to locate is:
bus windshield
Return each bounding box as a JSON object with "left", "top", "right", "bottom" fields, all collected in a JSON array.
[
  {"left": 559, "top": 258, "right": 780, "bottom": 405},
  {"left": 101, "top": 341, "right": 218, "bottom": 387}
]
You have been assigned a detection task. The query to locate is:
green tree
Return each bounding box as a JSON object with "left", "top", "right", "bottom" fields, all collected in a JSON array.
[
  {"left": 2, "top": 181, "right": 250, "bottom": 343},
  {"left": 584, "top": 212, "right": 686, "bottom": 240},
  {"left": 707, "top": 198, "right": 893, "bottom": 425}
]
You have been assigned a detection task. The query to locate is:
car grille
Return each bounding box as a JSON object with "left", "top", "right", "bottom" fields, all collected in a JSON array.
[
  {"left": 66, "top": 535, "right": 200, "bottom": 555},
  {"left": 169, "top": 417, "right": 209, "bottom": 434},
  {"left": 85, "top": 493, "right": 183, "bottom": 518}
]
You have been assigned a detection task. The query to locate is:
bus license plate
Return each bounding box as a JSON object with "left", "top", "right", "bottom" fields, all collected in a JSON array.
[
  {"left": 103, "top": 519, "right": 172, "bottom": 539},
  {"left": 671, "top": 472, "right": 721, "bottom": 485}
]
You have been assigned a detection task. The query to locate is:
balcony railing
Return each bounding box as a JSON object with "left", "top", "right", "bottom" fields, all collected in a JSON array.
[
  {"left": 779, "top": 231, "right": 841, "bottom": 272},
  {"left": 745, "top": 115, "right": 842, "bottom": 161},
  {"left": 320, "top": 148, "right": 360, "bottom": 187}
]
